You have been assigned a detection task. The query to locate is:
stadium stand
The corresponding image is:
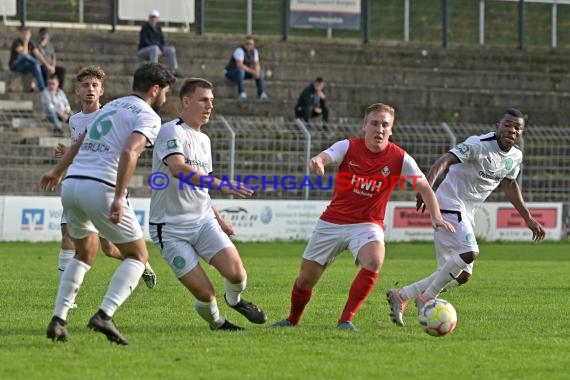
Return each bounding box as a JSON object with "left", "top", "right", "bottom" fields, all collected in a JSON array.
[{"left": 1, "top": 25, "right": 569, "bottom": 201}]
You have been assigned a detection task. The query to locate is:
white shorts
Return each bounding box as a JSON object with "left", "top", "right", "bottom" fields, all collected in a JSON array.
[
  {"left": 61, "top": 178, "right": 143, "bottom": 244},
  {"left": 149, "top": 217, "right": 234, "bottom": 278},
  {"left": 303, "top": 219, "right": 384, "bottom": 267},
  {"left": 61, "top": 212, "right": 68, "bottom": 225},
  {"left": 434, "top": 211, "right": 478, "bottom": 274}
]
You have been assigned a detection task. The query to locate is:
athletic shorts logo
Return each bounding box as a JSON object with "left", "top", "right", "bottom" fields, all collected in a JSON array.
[
  {"left": 466, "top": 233, "right": 477, "bottom": 244},
  {"left": 173, "top": 256, "right": 186, "bottom": 269}
]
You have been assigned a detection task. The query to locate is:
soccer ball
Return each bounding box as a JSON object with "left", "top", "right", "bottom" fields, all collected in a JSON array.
[{"left": 418, "top": 298, "right": 457, "bottom": 337}]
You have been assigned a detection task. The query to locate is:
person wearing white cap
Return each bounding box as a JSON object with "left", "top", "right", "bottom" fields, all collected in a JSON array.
[{"left": 138, "top": 10, "right": 181, "bottom": 77}]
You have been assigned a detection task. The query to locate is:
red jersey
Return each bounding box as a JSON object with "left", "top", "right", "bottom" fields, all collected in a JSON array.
[{"left": 320, "top": 138, "right": 406, "bottom": 227}]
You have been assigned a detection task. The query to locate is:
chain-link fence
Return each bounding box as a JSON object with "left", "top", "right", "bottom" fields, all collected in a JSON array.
[{"left": 1, "top": 116, "right": 569, "bottom": 202}]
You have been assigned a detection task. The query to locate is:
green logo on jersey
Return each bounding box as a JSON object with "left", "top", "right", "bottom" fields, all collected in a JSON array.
[
  {"left": 455, "top": 143, "right": 469, "bottom": 154},
  {"left": 466, "top": 233, "right": 477, "bottom": 244},
  {"left": 505, "top": 158, "right": 514, "bottom": 171},
  {"left": 167, "top": 139, "right": 180, "bottom": 149},
  {"left": 173, "top": 256, "right": 186, "bottom": 269},
  {"left": 88, "top": 110, "right": 117, "bottom": 140},
  {"left": 201, "top": 142, "right": 207, "bottom": 154}
]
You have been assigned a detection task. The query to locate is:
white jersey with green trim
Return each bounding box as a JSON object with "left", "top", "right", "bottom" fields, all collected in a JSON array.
[
  {"left": 66, "top": 95, "right": 161, "bottom": 186},
  {"left": 68, "top": 109, "right": 102, "bottom": 142},
  {"left": 436, "top": 132, "right": 522, "bottom": 224},
  {"left": 150, "top": 118, "right": 215, "bottom": 226}
]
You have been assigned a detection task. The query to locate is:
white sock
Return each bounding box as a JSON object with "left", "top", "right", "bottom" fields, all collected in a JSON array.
[
  {"left": 195, "top": 299, "right": 225, "bottom": 328},
  {"left": 422, "top": 255, "right": 469, "bottom": 299},
  {"left": 144, "top": 261, "right": 153, "bottom": 271},
  {"left": 54, "top": 258, "right": 90, "bottom": 320},
  {"left": 57, "top": 249, "right": 75, "bottom": 279},
  {"left": 442, "top": 279, "right": 460, "bottom": 292},
  {"left": 400, "top": 272, "right": 438, "bottom": 300},
  {"left": 99, "top": 258, "right": 145, "bottom": 317},
  {"left": 224, "top": 274, "right": 247, "bottom": 306}
]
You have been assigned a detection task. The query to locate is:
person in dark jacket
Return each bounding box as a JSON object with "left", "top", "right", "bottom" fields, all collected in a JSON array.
[
  {"left": 225, "top": 36, "right": 268, "bottom": 101},
  {"left": 295, "top": 77, "right": 330, "bottom": 128},
  {"left": 137, "top": 9, "right": 181, "bottom": 77},
  {"left": 9, "top": 26, "right": 46, "bottom": 91}
]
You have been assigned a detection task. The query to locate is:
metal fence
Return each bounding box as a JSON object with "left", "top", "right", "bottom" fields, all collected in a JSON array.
[
  {"left": 138, "top": 117, "right": 569, "bottom": 203},
  {"left": 4, "top": 0, "right": 570, "bottom": 48},
  {"left": 1, "top": 117, "right": 568, "bottom": 202}
]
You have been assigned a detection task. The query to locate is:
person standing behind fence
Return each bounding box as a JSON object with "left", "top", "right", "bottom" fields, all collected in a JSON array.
[
  {"left": 149, "top": 78, "right": 267, "bottom": 331},
  {"left": 41, "top": 63, "right": 175, "bottom": 345},
  {"left": 270, "top": 102, "right": 454, "bottom": 331},
  {"left": 138, "top": 10, "right": 181, "bottom": 78},
  {"left": 386, "top": 108, "right": 546, "bottom": 328},
  {"left": 295, "top": 77, "right": 330, "bottom": 130},
  {"left": 9, "top": 26, "right": 46, "bottom": 91},
  {"left": 34, "top": 27, "right": 67, "bottom": 89},
  {"left": 225, "top": 35, "right": 268, "bottom": 101}
]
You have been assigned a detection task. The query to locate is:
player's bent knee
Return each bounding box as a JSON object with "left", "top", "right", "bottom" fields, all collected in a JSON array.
[{"left": 459, "top": 251, "right": 478, "bottom": 264}]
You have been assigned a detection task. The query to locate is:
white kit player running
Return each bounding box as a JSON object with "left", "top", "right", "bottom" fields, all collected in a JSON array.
[
  {"left": 54, "top": 66, "right": 157, "bottom": 293},
  {"left": 149, "top": 78, "right": 266, "bottom": 331},
  {"left": 41, "top": 63, "right": 175, "bottom": 345},
  {"left": 387, "top": 108, "right": 546, "bottom": 327}
]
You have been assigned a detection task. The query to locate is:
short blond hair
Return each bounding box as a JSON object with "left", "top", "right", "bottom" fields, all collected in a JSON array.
[{"left": 364, "top": 103, "right": 395, "bottom": 119}]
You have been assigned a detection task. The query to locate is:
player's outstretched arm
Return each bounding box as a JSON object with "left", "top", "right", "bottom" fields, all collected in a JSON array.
[
  {"left": 165, "top": 154, "right": 254, "bottom": 199},
  {"left": 309, "top": 152, "right": 333, "bottom": 176},
  {"left": 500, "top": 178, "right": 546, "bottom": 242},
  {"left": 416, "top": 153, "right": 460, "bottom": 212},
  {"left": 40, "top": 133, "right": 85, "bottom": 191},
  {"left": 415, "top": 180, "right": 455, "bottom": 233}
]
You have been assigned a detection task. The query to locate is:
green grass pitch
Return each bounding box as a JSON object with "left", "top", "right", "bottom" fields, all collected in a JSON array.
[{"left": 1, "top": 241, "right": 569, "bottom": 379}]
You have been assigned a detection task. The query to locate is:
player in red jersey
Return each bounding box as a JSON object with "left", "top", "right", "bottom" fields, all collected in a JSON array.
[{"left": 270, "top": 102, "right": 455, "bottom": 331}]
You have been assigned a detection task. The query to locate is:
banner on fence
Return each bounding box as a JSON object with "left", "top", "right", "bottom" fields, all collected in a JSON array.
[
  {"left": 0, "top": 0, "right": 16, "bottom": 16},
  {"left": 290, "top": 0, "right": 361, "bottom": 30},
  {"left": 119, "top": 0, "right": 194, "bottom": 23},
  {"left": 0, "top": 197, "right": 563, "bottom": 242}
]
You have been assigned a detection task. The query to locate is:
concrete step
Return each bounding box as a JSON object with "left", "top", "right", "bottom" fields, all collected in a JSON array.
[{"left": 5, "top": 25, "right": 570, "bottom": 73}]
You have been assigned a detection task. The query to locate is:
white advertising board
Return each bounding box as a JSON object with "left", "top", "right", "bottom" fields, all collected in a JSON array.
[
  {"left": 386, "top": 202, "right": 563, "bottom": 242},
  {"left": 0, "top": 0, "right": 17, "bottom": 16},
  {"left": 119, "top": 0, "right": 194, "bottom": 23},
  {"left": 0, "top": 197, "right": 563, "bottom": 242}
]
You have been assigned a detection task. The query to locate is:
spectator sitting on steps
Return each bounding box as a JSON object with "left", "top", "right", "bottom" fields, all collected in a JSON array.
[
  {"left": 9, "top": 26, "right": 46, "bottom": 92},
  {"left": 138, "top": 9, "right": 182, "bottom": 78},
  {"left": 295, "top": 77, "right": 330, "bottom": 131},
  {"left": 42, "top": 74, "right": 71, "bottom": 137},
  {"left": 33, "top": 27, "right": 67, "bottom": 89},
  {"left": 225, "top": 35, "right": 268, "bottom": 101}
]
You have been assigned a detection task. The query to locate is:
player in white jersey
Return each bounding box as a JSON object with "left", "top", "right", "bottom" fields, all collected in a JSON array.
[
  {"left": 149, "top": 78, "right": 267, "bottom": 331},
  {"left": 387, "top": 108, "right": 546, "bottom": 327},
  {"left": 41, "top": 63, "right": 175, "bottom": 344},
  {"left": 54, "top": 66, "right": 157, "bottom": 291}
]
